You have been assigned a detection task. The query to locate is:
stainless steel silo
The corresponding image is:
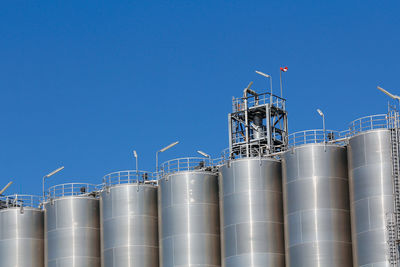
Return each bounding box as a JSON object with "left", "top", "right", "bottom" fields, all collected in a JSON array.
[
  {"left": 347, "top": 116, "right": 395, "bottom": 267},
  {"left": 0, "top": 195, "right": 44, "bottom": 267},
  {"left": 219, "top": 157, "right": 285, "bottom": 267},
  {"left": 100, "top": 170, "right": 159, "bottom": 267},
  {"left": 282, "top": 132, "right": 353, "bottom": 267},
  {"left": 158, "top": 157, "right": 220, "bottom": 267},
  {"left": 44, "top": 183, "right": 100, "bottom": 267}
]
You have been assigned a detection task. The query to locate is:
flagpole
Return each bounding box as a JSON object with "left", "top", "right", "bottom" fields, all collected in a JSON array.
[{"left": 279, "top": 69, "right": 283, "bottom": 98}]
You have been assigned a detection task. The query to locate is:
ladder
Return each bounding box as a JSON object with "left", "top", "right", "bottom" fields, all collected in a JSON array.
[
  {"left": 388, "top": 212, "right": 398, "bottom": 266},
  {"left": 389, "top": 110, "right": 400, "bottom": 266},
  {"left": 391, "top": 127, "right": 400, "bottom": 237}
]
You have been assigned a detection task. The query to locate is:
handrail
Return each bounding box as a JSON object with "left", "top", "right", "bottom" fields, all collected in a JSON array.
[
  {"left": 0, "top": 194, "right": 41, "bottom": 209},
  {"left": 159, "top": 157, "right": 214, "bottom": 176},
  {"left": 102, "top": 170, "right": 157, "bottom": 187},
  {"left": 286, "top": 113, "right": 399, "bottom": 148},
  {"left": 47, "top": 183, "right": 99, "bottom": 199},
  {"left": 221, "top": 143, "right": 272, "bottom": 162},
  {"left": 232, "top": 92, "right": 286, "bottom": 112},
  {"left": 348, "top": 114, "right": 391, "bottom": 135},
  {"left": 288, "top": 129, "right": 344, "bottom": 147}
]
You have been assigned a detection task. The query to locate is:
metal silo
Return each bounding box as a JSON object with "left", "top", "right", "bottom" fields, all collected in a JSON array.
[
  {"left": 219, "top": 86, "right": 288, "bottom": 267},
  {"left": 100, "top": 170, "right": 159, "bottom": 267},
  {"left": 0, "top": 195, "right": 44, "bottom": 267},
  {"left": 158, "top": 157, "right": 220, "bottom": 267},
  {"left": 219, "top": 157, "right": 285, "bottom": 267},
  {"left": 282, "top": 130, "right": 353, "bottom": 267},
  {"left": 44, "top": 183, "right": 100, "bottom": 267},
  {"left": 347, "top": 114, "right": 398, "bottom": 266}
]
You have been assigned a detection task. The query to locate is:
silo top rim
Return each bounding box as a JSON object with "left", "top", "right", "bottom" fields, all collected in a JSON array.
[
  {"left": 348, "top": 127, "right": 390, "bottom": 139},
  {"left": 219, "top": 156, "right": 280, "bottom": 165},
  {"left": 159, "top": 169, "right": 218, "bottom": 179}
]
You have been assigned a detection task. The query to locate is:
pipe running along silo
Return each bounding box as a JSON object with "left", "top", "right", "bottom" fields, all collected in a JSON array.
[
  {"left": 0, "top": 195, "right": 44, "bottom": 267},
  {"left": 347, "top": 114, "right": 398, "bottom": 266},
  {"left": 282, "top": 130, "right": 353, "bottom": 267},
  {"left": 100, "top": 170, "right": 159, "bottom": 267},
  {"left": 44, "top": 183, "right": 100, "bottom": 267},
  {"left": 158, "top": 157, "right": 221, "bottom": 267},
  {"left": 219, "top": 154, "right": 285, "bottom": 266}
]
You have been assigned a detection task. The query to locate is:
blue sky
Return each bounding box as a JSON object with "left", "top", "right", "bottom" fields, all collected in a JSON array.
[{"left": 0, "top": 1, "right": 399, "bottom": 195}]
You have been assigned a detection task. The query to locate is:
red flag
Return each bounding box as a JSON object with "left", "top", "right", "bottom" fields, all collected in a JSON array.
[{"left": 280, "top": 66, "right": 288, "bottom": 72}]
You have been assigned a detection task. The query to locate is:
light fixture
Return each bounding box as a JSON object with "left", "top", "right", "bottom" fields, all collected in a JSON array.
[
  {"left": 156, "top": 141, "right": 180, "bottom": 174},
  {"left": 197, "top": 150, "right": 210, "bottom": 158},
  {"left": 0, "top": 181, "right": 13, "bottom": 195},
  {"left": 43, "top": 166, "right": 64, "bottom": 200}
]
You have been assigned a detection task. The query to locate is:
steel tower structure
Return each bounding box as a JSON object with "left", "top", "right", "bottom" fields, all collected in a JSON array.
[{"left": 227, "top": 84, "right": 288, "bottom": 158}]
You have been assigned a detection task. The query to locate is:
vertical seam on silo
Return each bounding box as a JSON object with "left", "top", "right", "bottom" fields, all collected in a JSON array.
[
  {"left": 113, "top": 247, "right": 115, "bottom": 266},
  {"left": 235, "top": 224, "right": 238, "bottom": 259},
  {"left": 300, "top": 211, "right": 303, "bottom": 244},
  {"left": 367, "top": 198, "right": 371, "bottom": 231},
  {"left": 172, "top": 236, "right": 175, "bottom": 266}
]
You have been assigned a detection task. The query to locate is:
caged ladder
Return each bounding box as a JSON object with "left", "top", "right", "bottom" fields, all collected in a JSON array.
[{"left": 388, "top": 109, "right": 400, "bottom": 266}]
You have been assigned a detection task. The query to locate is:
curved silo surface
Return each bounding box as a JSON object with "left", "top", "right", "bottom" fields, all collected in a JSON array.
[
  {"left": 347, "top": 128, "right": 394, "bottom": 267},
  {"left": 158, "top": 157, "right": 220, "bottom": 267},
  {"left": 282, "top": 140, "right": 353, "bottom": 267},
  {"left": 100, "top": 170, "right": 159, "bottom": 267},
  {"left": 44, "top": 183, "right": 100, "bottom": 267},
  {"left": 219, "top": 158, "right": 285, "bottom": 267},
  {"left": 0, "top": 195, "right": 44, "bottom": 267}
]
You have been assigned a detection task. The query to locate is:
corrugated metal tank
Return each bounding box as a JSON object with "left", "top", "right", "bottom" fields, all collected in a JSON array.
[
  {"left": 44, "top": 183, "right": 100, "bottom": 267},
  {"left": 347, "top": 128, "right": 394, "bottom": 266},
  {"left": 282, "top": 143, "right": 353, "bottom": 267},
  {"left": 158, "top": 158, "right": 220, "bottom": 267},
  {"left": 100, "top": 171, "right": 159, "bottom": 267},
  {"left": 0, "top": 195, "right": 44, "bottom": 267},
  {"left": 219, "top": 158, "right": 285, "bottom": 267}
]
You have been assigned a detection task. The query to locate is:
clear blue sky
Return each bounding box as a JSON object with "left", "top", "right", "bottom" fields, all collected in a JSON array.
[{"left": 0, "top": 1, "right": 399, "bottom": 195}]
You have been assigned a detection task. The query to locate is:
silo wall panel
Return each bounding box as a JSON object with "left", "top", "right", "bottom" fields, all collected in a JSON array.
[
  {"left": 158, "top": 171, "right": 220, "bottom": 267},
  {"left": 100, "top": 184, "right": 159, "bottom": 267},
  {"left": 45, "top": 196, "right": 100, "bottom": 267},
  {"left": 282, "top": 144, "right": 353, "bottom": 267},
  {"left": 219, "top": 158, "right": 285, "bottom": 267},
  {"left": 347, "top": 129, "right": 394, "bottom": 267},
  {"left": 0, "top": 207, "right": 44, "bottom": 267}
]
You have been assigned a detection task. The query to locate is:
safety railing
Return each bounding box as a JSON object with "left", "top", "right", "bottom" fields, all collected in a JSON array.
[
  {"left": 0, "top": 194, "right": 41, "bottom": 209},
  {"left": 232, "top": 92, "right": 286, "bottom": 112},
  {"left": 47, "top": 183, "right": 99, "bottom": 199},
  {"left": 288, "top": 129, "right": 344, "bottom": 147},
  {"left": 159, "top": 157, "right": 214, "bottom": 176},
  {"left": 221, "top": 143, "right": 272, "bottom": 162},
  {"left": 287, "top": 113, "right": 399, "bottom": 148},
  {"left": 348, "top": 114, "right": 390, "bottom": 136},
  {"left": 102, "top": 170, "right": 157, "bottom": 187}
]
